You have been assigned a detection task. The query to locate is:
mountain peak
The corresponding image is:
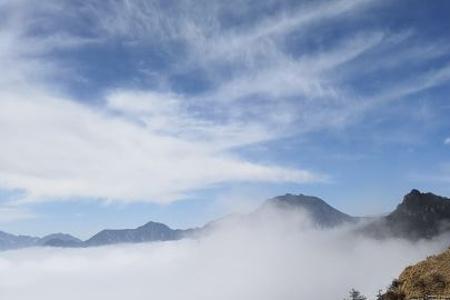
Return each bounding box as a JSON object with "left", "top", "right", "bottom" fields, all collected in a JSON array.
[
  {"left": 270, "top": 193, "right": 327, "bottom": 206},
  {"left": 396, "top": 189, "right": 450, "bottom": 213},
  {"left": 408, "top": 188, "right": 421, "bottom": 195},
  {"left": 38, "top": 233, "right": 82, "bottom": 245},
  {"left": 262, "top": 193, "right": 356, "bottom": 228},
  {"left": 139, "top": 221, "right": 170, "bottom": 229},
  {"left": 85, "top": 220, "right": 181, "bottom": 247},
  {"left": 40, "top": 233, "right": 83, "bottom": 248},
  {"left": 381, "top": 190, "right": 450, "bottom": 239}
]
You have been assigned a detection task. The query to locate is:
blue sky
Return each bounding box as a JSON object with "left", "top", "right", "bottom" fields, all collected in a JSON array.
[{"left": 1, "top": 0, "right": 450, "bottom": 238}]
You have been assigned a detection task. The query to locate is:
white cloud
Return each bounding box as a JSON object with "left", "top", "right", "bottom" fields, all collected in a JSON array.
[
  {"left": 0, "top": 89, "right": 321, "bottom": 203},
  {"left": 1, "top": 0, "right": 450, "bottom": 204},
  {"left": 445, "top": 137, "right": 450, "bottom": 145},
  {"left": 81, "top": 0, "right": 450, "bottom": 139},
  {"left": 0, "top": 214, "right": 447, "bottom": 300},
  {"left": 105, "top": 90, "right": 276, "bottom": 148},
  {"left": 0, "top": 1, "right": 330, "bottom": 204},
  {"left": 181, "top": 0, "right": 374, "bottom": 65},
  {"left": 86, "top": 0, "right": 372, "bottom": 62}
]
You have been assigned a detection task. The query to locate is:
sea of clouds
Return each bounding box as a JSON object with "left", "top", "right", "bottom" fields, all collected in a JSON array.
[{"left": 0, "top": 211, "right": 448, "bottom": 300}]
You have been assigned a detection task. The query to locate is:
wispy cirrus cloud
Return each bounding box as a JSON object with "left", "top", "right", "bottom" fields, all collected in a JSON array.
[
  {"left": 0, "top": 89, "right": 321, "bottom": 203},
  {"left": 1, "top": 0, "right": 450, "bottom": 205},
  {"left": 0, "top": 1, "right": 333, "bottom": 204}
]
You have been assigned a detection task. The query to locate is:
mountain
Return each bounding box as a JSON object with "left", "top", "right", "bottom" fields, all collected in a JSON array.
[
  {"left": 0, "top": 231, "right": 83, "bottom": 250},
  {"left": 195, "top": 193, "right": 358, "bottom": 238},
  {"left": 386, "top": 189, "right": 450, "bottom": 238},
  {"left": 83, "top": 193, "right": 355, "bottom": 247},
  {"left": 0, "top": 231, "right": 39, "bottom": 250},
  {"left": 363, "top": 189, "right": 450, "bottom": 240},
  {"left": 257, "top": 193, "right": 358, "bottom": 228},
  {"left": 0, "top": 193, "right": 362, "bottom": 249},
  {"left": 380, "top": 247, "right": 450, "bottom": 300},
  {"left": 3, "top": 189, "right": 450, "bottom": 250},
  {"left": 84, "top": 221, "right": 187, "bottom": 246},
  {"left": 38, "top": 233, "right": 83, "bottom": 248}
]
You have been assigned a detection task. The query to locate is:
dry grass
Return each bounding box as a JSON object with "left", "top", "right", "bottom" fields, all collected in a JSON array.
[{"left": 383, "top": 248, "right": 450, "bottom": 299}]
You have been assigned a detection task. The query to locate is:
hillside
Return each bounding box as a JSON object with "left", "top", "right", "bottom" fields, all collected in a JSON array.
[{"left": 381, "top": 248, "right": 450, "bottom": 300}]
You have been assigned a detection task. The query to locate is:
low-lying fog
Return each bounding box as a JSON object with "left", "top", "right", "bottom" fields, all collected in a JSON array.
[{"left": 0, "top": 209, "right": 448, "bottom": 300}]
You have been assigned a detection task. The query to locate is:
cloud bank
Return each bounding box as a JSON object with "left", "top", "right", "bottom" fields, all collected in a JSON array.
[{"left": 0, "top": 212, "right": 448, "bottom": 300}]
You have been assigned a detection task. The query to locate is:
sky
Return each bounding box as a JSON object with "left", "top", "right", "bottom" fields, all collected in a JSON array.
[{"left": 0, "top": 0, "right": 450, "bottom": 239}]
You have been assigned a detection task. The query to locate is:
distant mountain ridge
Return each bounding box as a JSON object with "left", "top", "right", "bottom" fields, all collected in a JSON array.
[
  {"left": 0, "top": 192, "right": 355, "bottom": 250},
  {"left": 0, "top": 231, "right": 80, "bottom": 251},
  {"left": 0, "top": 230, "right": 39, "bottom": 250},
  {"left": 84, "top": 221, "right": 188, "bottom": 246},
  {"left": 2, "top": 189, "right": 450, "bottom": 250}
]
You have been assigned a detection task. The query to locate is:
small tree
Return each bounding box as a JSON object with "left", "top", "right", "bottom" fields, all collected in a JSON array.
[
  {"left": 344, "top": 288, "right": 367, "bottom": 300},
  {"left": 376, "top": 289, "right": 384, "bottom": 300}
]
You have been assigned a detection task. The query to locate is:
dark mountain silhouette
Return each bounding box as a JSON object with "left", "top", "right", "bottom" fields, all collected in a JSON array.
[{"left": 362, "top": 189, "right": 450, "bottom": 240}]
